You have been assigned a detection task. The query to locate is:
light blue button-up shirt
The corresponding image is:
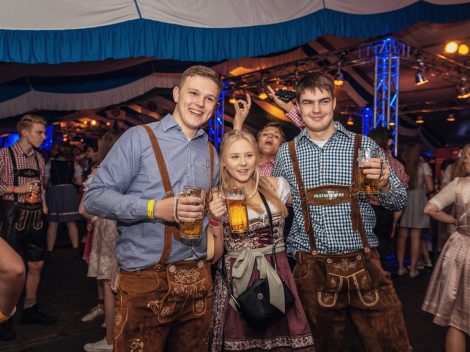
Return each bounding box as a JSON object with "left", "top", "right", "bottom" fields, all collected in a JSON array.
[{"left": 84, "top": 114, "right": 218, "bottom": 270}]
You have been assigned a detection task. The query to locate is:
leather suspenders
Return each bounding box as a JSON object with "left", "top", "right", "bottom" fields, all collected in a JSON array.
[
  {"left": 287, "top": 134, "right": 371, "bottom": 255},
  {"left": 142, "top": 125, "right": 214, "bottom": 264}
]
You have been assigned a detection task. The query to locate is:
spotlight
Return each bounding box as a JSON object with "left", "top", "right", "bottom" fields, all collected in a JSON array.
[
  {"left": 346, "top": 116, "right": 354, "bottom": 126},
  {"left": 446, "top": 114, "right": 456, "bottom": 122},
  {"left": 415, "top": 59, "right": 428, "bottom": 86},
  {"left": 389, "top": 121, "right": 395, "bottom": 127},
  {"left": 229, "top": 97, "right": 237, "bottom": 104},
  {"left": 445, "top": 41, "right": 459, "bottom": 54},
  {"left": 334, "top": 64, "right": 345, "bottom": 87},
  {"left": 458, "top": 44, "right": 469, "bottom": 56},
  {"left": 106, "top": 121, "right": 111, "bottom": 127},
  {"left": 457, "top": 77, "right": 470, "bottom": 99},
  {"left": 258, "top": 91, "right": 268, "bottom": 100},
  {"left": 415, "top": 71, "right": 428, "bottom": 86},
  {"left": 416, "top": 116, "right": 424, "bottom": 124}
]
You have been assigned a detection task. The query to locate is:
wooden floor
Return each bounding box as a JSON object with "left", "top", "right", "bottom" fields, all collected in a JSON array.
[{"left": 1, "top": 244, "right": 468, "bottom": 352}]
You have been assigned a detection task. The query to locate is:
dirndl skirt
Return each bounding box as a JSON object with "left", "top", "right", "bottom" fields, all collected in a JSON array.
[
  {"left": 422, "top": 231, "right": 470, "bottom": 335},
  {"left": 400, "top": 189, "right": 430, "bottom": 228},
  {"left": 46, "top": 184, "right": 82, "bottom": 222}
]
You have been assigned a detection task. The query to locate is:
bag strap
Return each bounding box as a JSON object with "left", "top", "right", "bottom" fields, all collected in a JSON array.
[
  {"left": 258, "top": 191, "right": 278, "bottom": 271},
  {"left": 142, "top": 125, "right": 178, "bottom": 265}
]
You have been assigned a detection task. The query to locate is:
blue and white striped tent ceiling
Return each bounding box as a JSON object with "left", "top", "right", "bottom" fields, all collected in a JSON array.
[
  {"left": 1, "top": 0, "right": 469, "bottom": 64},
  {"left": 1, "top": 0, "right": 470, "bottom": 146}
]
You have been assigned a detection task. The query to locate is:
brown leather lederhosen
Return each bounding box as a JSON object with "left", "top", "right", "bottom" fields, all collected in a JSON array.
[
  {"left": 113, "top": 125, "right": 215, "bottom": 352},
  {"left": 0, "top": 147, "right": 45, "bottom": 261},
  {"left": 288, "top": 135, "right": 411, "bottom": 352}
]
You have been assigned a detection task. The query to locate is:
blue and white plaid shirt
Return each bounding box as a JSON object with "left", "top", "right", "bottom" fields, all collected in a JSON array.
[{"left": 273, "top": 122, "right": 407, "bottom": 255}]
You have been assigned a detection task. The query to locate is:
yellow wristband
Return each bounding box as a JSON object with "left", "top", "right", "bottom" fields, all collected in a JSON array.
[
  {"left": 147, "top": 199, "right": 155, "bottom": 220},
  {"left": 0, "top": 307, "right": 15, "bottom": 323}
]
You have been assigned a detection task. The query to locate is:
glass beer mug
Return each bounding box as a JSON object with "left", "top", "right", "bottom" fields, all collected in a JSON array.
[
  {"left": 225, "top": 187, "right": 249, "bottom": 234},
  {"left": 178, "top": 186, "right": 205, "bottom": 240},
  {"left": 25, "top": 181, "right": 41, "bottom": 204},
  {"left": 357, "top": 147, "right": 381, "bottom": 194}
]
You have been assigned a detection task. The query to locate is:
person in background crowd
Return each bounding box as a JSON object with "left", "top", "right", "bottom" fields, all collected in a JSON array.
[
  {"left": 79, "top": 130, "right": 122, "bottom": 352},
  {"left": 72, "top": 145, "right": 85, "bottom": 166},
  {"left": 0, "top": 114, "right": 57, "bottom": 341},
  {"left": 396, "top": 142, "right": 433, "bottom": 278},
  {"left": 368, "top": 127, "right": 409, "bottom": 269},
  {"left": 0, "top": 238, "right": 25, "bottom": 341},
  {"left": 232, "top": 94, "right": 286, "bottom": 176},
  {"left": 209, "top": 130, "right": 314, "bottom": 351},
  {"left": 273, "top": 72, "right": 410, "bottom": 352},
  {"left": 45, "top": 143, "right": 83, "bottom": 258},
  {"left": 422, "top": 143, "right": 470, "bottom": 352},
  {"left": 440, "top": 148, "right": 460, "bottom": 187},
  {"left": 84, "top": 65, "right": 220, "bottom": 352},
  {"left": 82, "top": 143, "right": 98, "bottom": 179}
]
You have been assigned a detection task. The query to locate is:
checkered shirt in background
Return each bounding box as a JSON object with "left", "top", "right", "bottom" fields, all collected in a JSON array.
[
  {"left": 0, "top": 143, "right": 46, "bottom": 203},
  {"left": 273, "top": 122, "right": 407, "bottom": 255},
  {"left": 258, "top": 159, "right": 275, "bottom": 176}
]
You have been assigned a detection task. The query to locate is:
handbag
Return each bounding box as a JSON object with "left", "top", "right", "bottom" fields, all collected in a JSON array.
[{"left": 221, "top": 191, "right": 294, "bottom": 330}]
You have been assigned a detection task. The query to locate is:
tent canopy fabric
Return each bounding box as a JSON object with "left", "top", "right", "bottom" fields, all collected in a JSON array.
[{"left": 1, "top": 0, "right": 469, "bottom": 64}]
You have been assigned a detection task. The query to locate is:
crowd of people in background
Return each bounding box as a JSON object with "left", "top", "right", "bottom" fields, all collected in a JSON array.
[{"left": 0, "top": 65, "right": 469, "bottom": 352}]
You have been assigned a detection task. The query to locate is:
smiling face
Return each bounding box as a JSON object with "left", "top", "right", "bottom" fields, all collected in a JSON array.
[
  {"left": 224, "top": 138, "right": 257, "bottom": 186},
  {"left": 297, "top": 88, "right": 336, "bottom": 139},
  {"left": 172, "top": 75, "right": 220, "bottom": 139},
  {"left": 257, "top": 126, "right": 283, "bottom": 159}
]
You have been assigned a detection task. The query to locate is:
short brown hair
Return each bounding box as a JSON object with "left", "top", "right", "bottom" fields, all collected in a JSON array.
[
  {"left": 16, "top": 114, "right": 47, "bottom": 133},
  {"left": 257, "top": 122, "right": 286, "bottom": 143},
  {"left": 179, "top": 65, "right": 222, "bottom": 94},
  {"left": 296, "top": 71, "right": 335, "bottom": 101}
]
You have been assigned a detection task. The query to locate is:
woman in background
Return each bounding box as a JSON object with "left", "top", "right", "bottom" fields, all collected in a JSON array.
[
  {"left": 45, "top": 144, "right": 83, "bottom": 257},
  {"left": 79, "top": 130, "right": 121, "bottom": 352},
  {"left": 422, "top": 144, "right": 470, "bottom": 352},
  {"left": 396, "top": 143, "right": 433, "bottom": 278}
]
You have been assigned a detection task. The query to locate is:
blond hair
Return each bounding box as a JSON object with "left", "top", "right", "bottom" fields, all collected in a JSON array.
[
  {"left": 179, "top": 65, "right": 222, "bottom": 94},
  {"left": 220, "top": 130, "right": 287, "bottom": 217},
  {"left": 451, "top": 144, "right": 470, "bottom": 179},
  {"left": 16, "top": 114, "right": 47, "bottom": 133}
]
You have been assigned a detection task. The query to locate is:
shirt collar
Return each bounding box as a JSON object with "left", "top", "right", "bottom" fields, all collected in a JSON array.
[
  {"left": 298, "top": 121, "right": 353, "bottom": 145},
  {"left": 260, "top": 159, "right": 275, "bottom": 166},
  {"left": 160, "top": 114, "right": 208, "bottom": 141},
  {"left": 13, "top": 142, "right": 35, "bottom": 157}
]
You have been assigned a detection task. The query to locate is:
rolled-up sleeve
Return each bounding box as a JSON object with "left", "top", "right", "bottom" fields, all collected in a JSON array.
[{"left": 84, "top": 128, "right": 148, "bottom": 222}]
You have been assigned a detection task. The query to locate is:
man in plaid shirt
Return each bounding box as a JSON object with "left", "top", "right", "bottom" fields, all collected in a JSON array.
[
  {"left": 273, "top": 72, "right": 411, "bottom": 351},
  {"left": 0, "top": 115, "right": 57, "bottom": 341}
]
